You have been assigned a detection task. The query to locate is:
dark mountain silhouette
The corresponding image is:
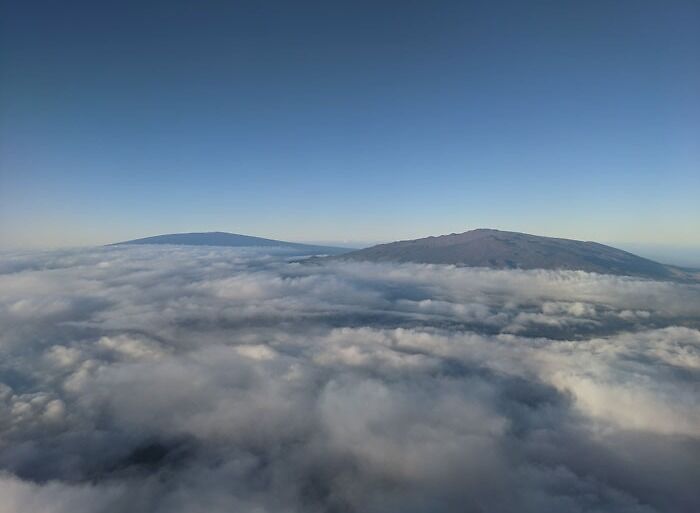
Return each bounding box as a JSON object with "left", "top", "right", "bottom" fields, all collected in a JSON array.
[
  {"left": 110, "top": 232, "right": 349, "bottom": 255},
  {"left": 325, "top": 229, "right": 698, "bottom": 281}
]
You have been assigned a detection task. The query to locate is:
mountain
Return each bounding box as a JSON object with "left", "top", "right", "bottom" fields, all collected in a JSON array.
[
  {"left": 110, "top": 232, "right": 350, "bottom": 255},
  {"left": 325, "top": 229, "right": 698, "bottom": 281}
]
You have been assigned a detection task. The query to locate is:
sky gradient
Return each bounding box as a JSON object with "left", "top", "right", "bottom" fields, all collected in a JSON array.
[{"left": 1, "top": 0, "right": 698, "bottom": 250}]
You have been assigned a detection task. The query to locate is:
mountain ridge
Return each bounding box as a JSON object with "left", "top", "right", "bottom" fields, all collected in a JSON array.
[
  {"left": 321, "top": 228, "right": 698, "bottom": 282},
  {"left": 110, "top": 232, "right": 350, "bottom": 255}
]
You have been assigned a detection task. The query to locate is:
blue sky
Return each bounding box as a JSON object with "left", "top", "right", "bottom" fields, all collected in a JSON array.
[{"left": 1, "top": 0, "right": 698, "bottom": 250}]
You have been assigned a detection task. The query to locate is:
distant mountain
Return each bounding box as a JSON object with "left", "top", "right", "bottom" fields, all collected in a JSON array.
[
  {"left": 325, "top": 229, "right": 698, "bottom": 281},
  {"left": 110, "top": 232, "right": 350, "bottom": 255}
]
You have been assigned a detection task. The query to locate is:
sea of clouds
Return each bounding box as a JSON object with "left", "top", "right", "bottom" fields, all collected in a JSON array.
[{"left": 0, "top": 245, "right": 699, "bottom": 513}]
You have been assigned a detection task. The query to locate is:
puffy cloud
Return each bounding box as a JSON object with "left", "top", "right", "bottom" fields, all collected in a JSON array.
[{"left": 0, "top": 245, "right": 698, "bottom": 512}]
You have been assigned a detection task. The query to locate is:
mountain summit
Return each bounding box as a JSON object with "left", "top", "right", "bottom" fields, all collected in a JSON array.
[
  {"left": 111, "top": 232, "right": 349, "bottom": 255},
  {"left": 328, "top": 229, "right": 696, "bottom": 281}
]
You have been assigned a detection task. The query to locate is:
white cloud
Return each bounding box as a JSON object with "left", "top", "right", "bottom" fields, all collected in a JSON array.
[{"left": 0, "top": 246, "right": 698, "bottom": 512}]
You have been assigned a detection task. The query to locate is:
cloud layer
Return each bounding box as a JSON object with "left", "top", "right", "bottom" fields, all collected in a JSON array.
[{"left": 0, "top": 246, "right": 699, "bottom": 513}]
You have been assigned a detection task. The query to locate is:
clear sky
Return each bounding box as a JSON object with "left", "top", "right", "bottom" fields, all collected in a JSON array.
[{"left": 1, "top": 0, "right": 698, "bottom": 250}]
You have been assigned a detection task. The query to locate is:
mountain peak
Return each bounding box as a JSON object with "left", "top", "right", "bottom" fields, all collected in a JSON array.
[
  {"left": 110, "top": 232, "right": 349, "bottom": 255},
  {"left": 327, "top": 229, "right": 697, "bottom": 281}
]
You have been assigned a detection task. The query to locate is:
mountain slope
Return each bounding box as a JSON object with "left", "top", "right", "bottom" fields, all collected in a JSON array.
[
  {"left": 330, "top": 229, "right": 696, "bottom": 281},
  {"left": 110, "top": 232, "right": 349, "bottom": 255}
]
